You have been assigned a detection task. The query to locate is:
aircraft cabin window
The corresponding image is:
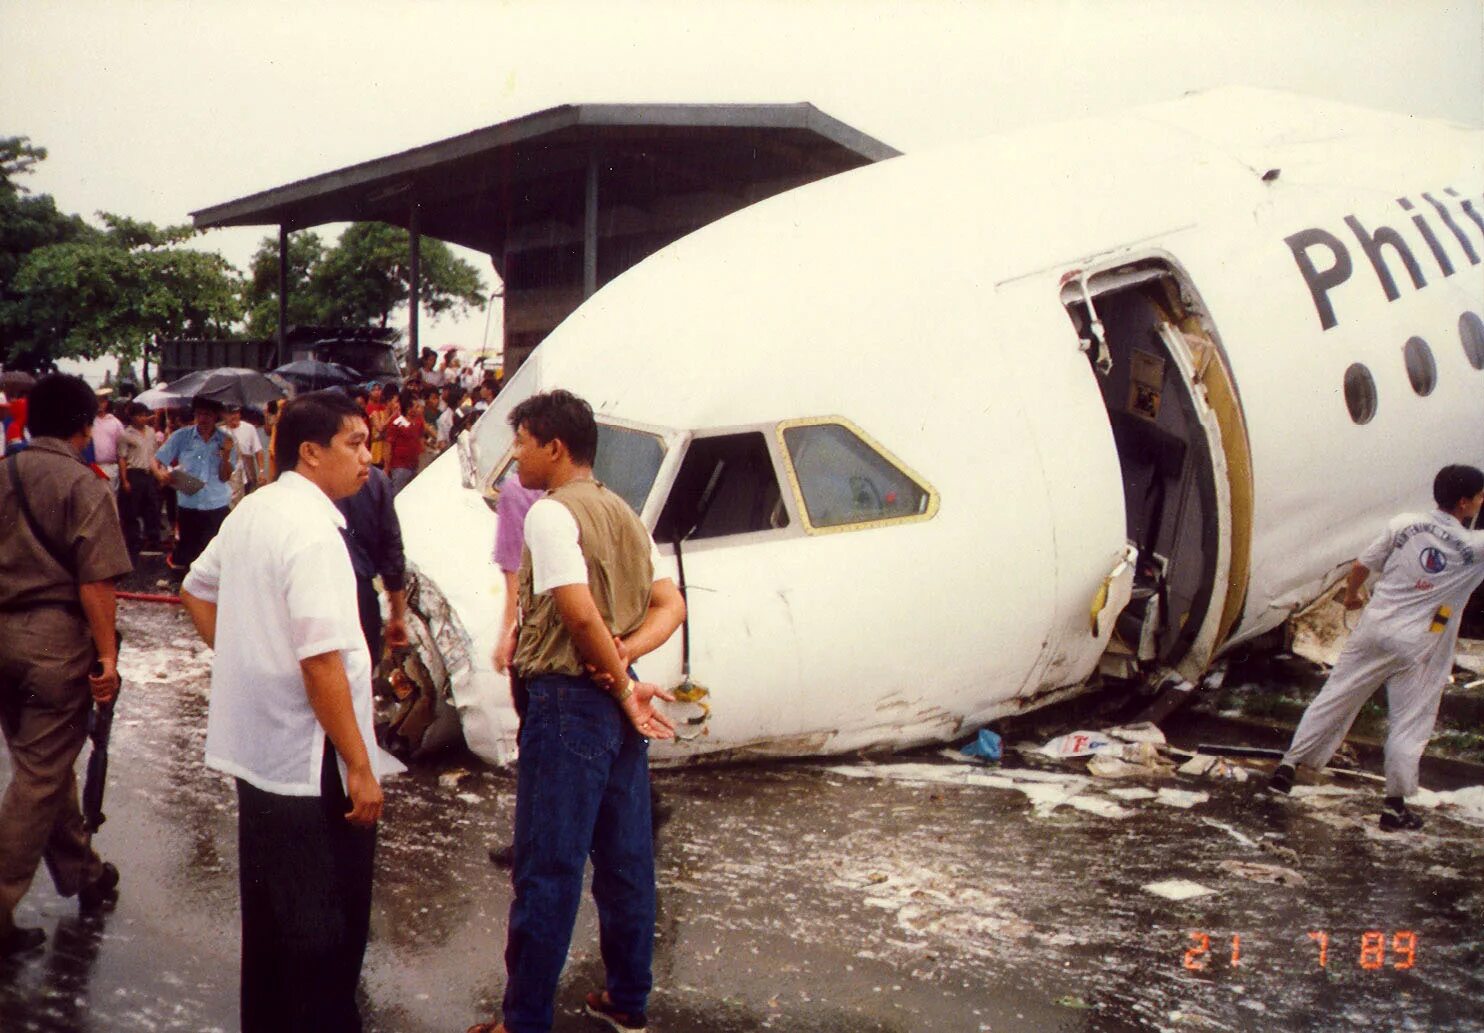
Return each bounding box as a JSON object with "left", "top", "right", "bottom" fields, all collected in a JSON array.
[
  {"left": 1402, "top": 336, "right": 1437, "bottom": 397},
  {"left": 780, "top": 420, "right": 935, "bottom": 532},
  {"left": 654, "top": 432, "right": 787, "bottom": 544},
  {"left": 593, "top": 423, "right": 667, "bottom": 515},
  {"left": 1344, "top": 363, "right": 1377, "bottom": 425},
  {"left": 1461, "top": 311, "right": 1484, "bottom": 371}
]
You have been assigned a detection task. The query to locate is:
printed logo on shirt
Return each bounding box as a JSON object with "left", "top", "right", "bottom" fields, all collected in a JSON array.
[{"left": 1420, "top": 546, "right": 1448, "bottom": 574}]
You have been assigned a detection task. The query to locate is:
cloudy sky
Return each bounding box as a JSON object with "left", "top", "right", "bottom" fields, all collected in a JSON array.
[{"left": 5, "top": 0, "right": 1481, "bottom": 359}]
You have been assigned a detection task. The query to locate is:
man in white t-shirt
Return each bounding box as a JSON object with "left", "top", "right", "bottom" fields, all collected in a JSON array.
[
  {"left": 181, "top": 390, "right": 383, "bottom": 1032},
  {"left": 1267, "top": 464, "right": 1484, "bottom": 831},
  {"left": 224, "top": 405, "right": 264, "bottom": 508},
  {"left": 467, "top": 390, "right": 685, "bottom": 1033}
]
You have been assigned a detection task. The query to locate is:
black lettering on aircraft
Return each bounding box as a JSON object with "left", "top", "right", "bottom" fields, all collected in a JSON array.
[
  {"left": 1447, "top": 187, "right": 1484, "bottom": 237},
  {"left": 1344, "top": 214, "right": 1426, "bottom": 301},
  {"left": 1285, "top": 228, "right": 1352, "bottom": 331},
  {"left": 1398, "top": 198, "right": 1454, "bottom": 277},
  {"left": 1424, "top": 193, "right": 1480, "bottom": 265},
  {"left": 1288, "top": 187, "right": 1484, "bottom": 331}
]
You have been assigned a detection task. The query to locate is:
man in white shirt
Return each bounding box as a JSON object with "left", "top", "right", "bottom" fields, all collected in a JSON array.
[
  {"left": 1267, "top": 464, "right": 1484, "bottom": 831},
  {"left": 180, "top": 390, "right": 382, "bottom": 1033},
  {"left": 224, "top": 405, "right": 263, "bottom": 508}
]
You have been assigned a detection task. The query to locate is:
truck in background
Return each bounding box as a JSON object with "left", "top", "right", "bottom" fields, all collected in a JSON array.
[{"left": 155, "top": 325, "right": 403, "bottom": 387}]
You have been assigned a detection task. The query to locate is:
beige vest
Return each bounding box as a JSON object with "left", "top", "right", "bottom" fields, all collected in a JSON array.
[{"left": 513, "top": 479, "right": 654, "bottom": 678}]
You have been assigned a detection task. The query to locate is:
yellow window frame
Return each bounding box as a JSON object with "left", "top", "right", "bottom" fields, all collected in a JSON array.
[{"left": 775, "top": 416, "right": 940, "bottom": 536}]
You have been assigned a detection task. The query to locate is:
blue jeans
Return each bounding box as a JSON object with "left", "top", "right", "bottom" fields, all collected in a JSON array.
[{"left": 502, "top": 674, "right": 654, "bottom": 1033}]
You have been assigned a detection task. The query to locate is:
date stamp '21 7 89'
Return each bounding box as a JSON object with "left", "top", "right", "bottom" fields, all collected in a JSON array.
[{"left": 1183, "top": 931, "right": 1418, "bottom": 972}]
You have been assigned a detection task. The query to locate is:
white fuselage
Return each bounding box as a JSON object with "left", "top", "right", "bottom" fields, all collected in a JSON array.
[{"left": 395, "top": 87, "right": 1484, "bottom": 766}]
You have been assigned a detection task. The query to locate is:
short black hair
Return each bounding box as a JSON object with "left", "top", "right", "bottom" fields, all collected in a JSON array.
[
  {"left": 126, "top": 401, "right": 152, "bottom": 421},
  {"left": 192, "top": 396, "right": 225, "bottom": 415},
  {"left": 27, "top": 373, "right": 98, "bottom": 439},
  {"left": 507, "top": 389, "right": 598, "bottom": 466},
  {"left": 275, "top": 390, "right": 364, "bottom": 473},
  {"left": 1434, "top": 464, "right": 1484, "bottom": 511}
]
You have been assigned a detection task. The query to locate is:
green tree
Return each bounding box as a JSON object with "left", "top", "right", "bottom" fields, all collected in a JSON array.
[
  {"left": 3, "top": 213, "right": 242, "bottom": 370},
  {"left": 242, "top": 231, "right": 330, "bottom": 338},
  {"left": 311, "top": 223, "right": 486, "bottom": 328},
  {"left": 0, "top": 136, "right": 96, "bottom": 370},
  {"left": 241, "top": 224, "right": 487, "bottom": 347}
]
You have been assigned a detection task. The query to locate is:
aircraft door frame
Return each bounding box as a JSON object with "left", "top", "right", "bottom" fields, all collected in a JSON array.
[{"left": 1061, "top": 253, "right": 1254, "bottom": 678}]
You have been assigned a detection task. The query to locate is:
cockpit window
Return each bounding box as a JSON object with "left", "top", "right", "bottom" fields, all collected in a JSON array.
[
  {"left": 655, "top": 432, "right": 788, "bottom": 544},
  {"left": 593, "top": 424, "right": 667, "bottom": 515},
  {"left": 779, "top": 418, "right": 937, "bottom": 533},
  {"left": 488, "top": 422, "right": 666, "bottom": 517}
]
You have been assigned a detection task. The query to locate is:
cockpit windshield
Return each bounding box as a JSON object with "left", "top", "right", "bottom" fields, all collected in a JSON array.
[
  {"left": 592, "top": 424, "right": 667, "bottom": 514},
  {"left": 485, "top": 420, "right": 668, "bottom": 517}
]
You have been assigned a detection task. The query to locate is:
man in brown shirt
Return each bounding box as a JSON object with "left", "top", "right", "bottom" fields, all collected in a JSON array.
[{"left": 0, "top": 373, "right": 133, "bottom": 955}]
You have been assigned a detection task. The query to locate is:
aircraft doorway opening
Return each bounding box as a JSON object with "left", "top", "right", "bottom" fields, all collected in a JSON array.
[{"left": 1062, "top": 261, "right": 1251, "bottom": 677}]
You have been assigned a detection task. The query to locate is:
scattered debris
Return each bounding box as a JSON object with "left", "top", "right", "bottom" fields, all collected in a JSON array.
[
  {"left": 1218, "top": 860, "right": 1307, "bottom": 887},
  {"left": 1105, "top": 722, "right": 1166, "bottom": 745},
  {"left": 1409, "top": 785, "right": 1484, "bottom": 826},
  {"left": 1258, "top": 841, "right": 1301, "bottom": 865},
  {"left": 456, "top": 791, "right": 483, "bottom": 805},
  {"left": 1056, "top": 995, "right": 1092, "bottom": 1009},
  {"left": 1087, "top": 755, "right": 1155, "bottom": 779},
  {"left": 1155, "top": 788, "right": 1209, "bottom": 809},
  {"left": 1039, "top": 731, "right": 1118, "bottom": 758},
  {"left": 1108, "top": 787, "right": 1158, "bottom": 800},
  {"left": 438, "top": 768, "right": 472, "bottom": 790},
  {"left": 1143, "top": 878, "right": 1215, "bottom": 901},
  {"left": 1177, "top": 754, "right": 1250, "bottom": 782},
  {"left": 1200, "top": 818, "right": 1258, "bottom": 848},
  {"left": 959, "top": 729, "right": 1003, "bottom": 763}
]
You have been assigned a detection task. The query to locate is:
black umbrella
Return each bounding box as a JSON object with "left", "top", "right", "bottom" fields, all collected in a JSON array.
[
  {"left": 166, "top": 367, "right": 286, "bottom": 410},
  {"left": 81, "top": 700, "right": 115, "bottom": 833},
  {"left": 272, "top": 359, "right": 359, "bottom": 390},
  {"left": 81, "top": 630, "right": 122, "bottom": 834}
]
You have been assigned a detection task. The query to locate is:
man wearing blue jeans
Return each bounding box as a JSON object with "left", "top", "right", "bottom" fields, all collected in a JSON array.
[{"left": 467, "top": 390, "right": 684, "bottom": 1033}]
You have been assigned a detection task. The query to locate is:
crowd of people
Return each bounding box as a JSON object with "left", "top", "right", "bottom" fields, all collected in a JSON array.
[
  {"left": 0, "top": 345, "right": 500, "bottom": 581},
  {"left": 3, "top": 367, "right": 1484, "bottom": 1033},
  {"left": 2, "top": 367, "right": 692, "bottom": 1033}
]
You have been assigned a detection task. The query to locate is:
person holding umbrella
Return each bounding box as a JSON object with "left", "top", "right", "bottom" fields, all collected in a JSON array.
[
  {"left": 153, "top": 396, "right": 235, "bottom": 570},
  {"left": 0, "top": 374, "right": 131, "bottom": 956}
]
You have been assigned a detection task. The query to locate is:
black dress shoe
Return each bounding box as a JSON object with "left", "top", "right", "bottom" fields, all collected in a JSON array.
[
  {"left": 0, "top": 926, "right": 45, "bottom": 956},
  {"left": 78, "top": 862, "right": 120, "bottom": 912},
  {"left": 487, "top": 843, "right": 515, "bottom": 868}
]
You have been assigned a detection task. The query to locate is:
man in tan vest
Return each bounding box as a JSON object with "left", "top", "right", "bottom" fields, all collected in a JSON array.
[{"left": 469, "top": 390, "right": 684, "bottom": 1033}]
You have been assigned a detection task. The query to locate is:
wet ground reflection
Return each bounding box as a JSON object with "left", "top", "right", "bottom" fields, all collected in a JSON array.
[{"left": 0, "top": 600, "right": 1480, "bottom": 1032}]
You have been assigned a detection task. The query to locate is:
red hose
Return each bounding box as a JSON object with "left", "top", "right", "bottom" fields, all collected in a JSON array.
[{"left": 117, "top": 590, "right": 183, "bottom": 605}]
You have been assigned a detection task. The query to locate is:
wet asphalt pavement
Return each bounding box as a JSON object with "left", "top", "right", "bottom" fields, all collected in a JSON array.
[{"left": 1, "top": 600, "right": 1481, "bottom": 1033}]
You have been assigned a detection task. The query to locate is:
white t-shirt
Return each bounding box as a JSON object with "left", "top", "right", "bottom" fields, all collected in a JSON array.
[
  {"left": 184, "top": 471, "right": 379, "bottom": 796},
  {"left": 228, "top": 421, "right": 263, "bottom": 475},
  {"left": 524, "top": 496, "right": 663, "bottom": 595}
]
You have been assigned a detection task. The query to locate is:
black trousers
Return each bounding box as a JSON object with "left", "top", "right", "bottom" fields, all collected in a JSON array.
[
  {"left": 119, "top": 469, "right": 163, "bottom": 553},
  {"left": 354, "top": 575, "right": 383, "bottom": 665},
  {"left": 173, "top": 506, "right": 227, "bottom": 569},
  {"left": 235, "top": 746, "right": 377, "bottom": 1033}
]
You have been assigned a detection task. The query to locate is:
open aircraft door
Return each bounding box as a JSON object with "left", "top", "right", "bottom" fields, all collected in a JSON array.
[{"left": 1062, "top": 256, "right": 1255, "bottom": 681}]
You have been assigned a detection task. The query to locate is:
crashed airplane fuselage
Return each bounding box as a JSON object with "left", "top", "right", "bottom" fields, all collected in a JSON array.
[{"left": 393, "top": 87, "right": 1484, "bottom": 767}]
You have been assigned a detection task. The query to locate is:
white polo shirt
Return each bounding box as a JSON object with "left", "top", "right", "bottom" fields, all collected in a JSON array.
[{"left": 184, "top": 470, "right": 378, "bottom": 796}]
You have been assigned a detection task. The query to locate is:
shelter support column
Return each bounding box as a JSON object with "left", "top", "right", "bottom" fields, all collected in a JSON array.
[
  {"left": 583, "top": 150, "right": 598, "bottom": 299},
  {"left": 409, "top": 203, "right": 421, "bottom": 370},
  {"left": 277, "top": 225, "right": 289, "bottom": 361}
]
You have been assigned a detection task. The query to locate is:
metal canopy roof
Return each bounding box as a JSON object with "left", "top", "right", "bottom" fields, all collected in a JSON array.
[{"left": 190, "top": 103, "right": 899, "bottom": 264}]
